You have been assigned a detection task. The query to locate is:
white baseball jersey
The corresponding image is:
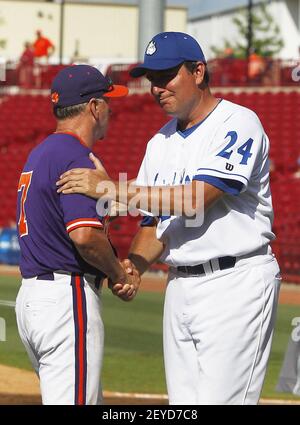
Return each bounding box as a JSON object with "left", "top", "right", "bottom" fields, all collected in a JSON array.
[{"left": 136, "top": 99, "right": 274, "bottom": 266}]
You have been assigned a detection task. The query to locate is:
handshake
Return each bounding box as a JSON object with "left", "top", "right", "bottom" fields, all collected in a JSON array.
[{"left": 108, "top": 259, "right": 141, "bottom": 302}]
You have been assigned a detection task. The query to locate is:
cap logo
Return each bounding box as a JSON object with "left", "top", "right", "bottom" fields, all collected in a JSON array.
[
  {"left": 146, "top": 40, "right": 156, "bottom": 56},
  {"left": 51, "top": 92, "right": 59, "bottom": 104}
]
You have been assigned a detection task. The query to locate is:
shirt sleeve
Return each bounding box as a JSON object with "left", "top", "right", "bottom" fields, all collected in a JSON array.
[
  {"left": 140, "top": 216, "right": 157, "bottom": 227},
  {"left": 60, "top": 155, "right": 104, "bottom": 233},
  {"left": 193, "top": 175, "right": 243, "bottom": 195},
  {"left": 194, "top": 110, "right": 266, "bottom": 192}
]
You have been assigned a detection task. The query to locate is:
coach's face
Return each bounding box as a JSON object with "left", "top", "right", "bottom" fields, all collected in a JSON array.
[{"left": 146, "top": 62, "right": 204, "bottom": 121}]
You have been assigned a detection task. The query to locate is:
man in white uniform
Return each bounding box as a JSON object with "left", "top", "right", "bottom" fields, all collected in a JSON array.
[{"left": 56, "top": 32, "right": 281, "bottom": 405}]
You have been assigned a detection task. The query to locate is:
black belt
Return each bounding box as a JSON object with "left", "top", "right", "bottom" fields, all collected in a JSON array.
[
  {"left": 177, "top": 256, "right": 236, "bottom": 276},
  {"left": 36, "top": 271, "right": 103, "bottom": 289},
  {"left": 36, "top": 272, "right": 55, "bottom": 281}
]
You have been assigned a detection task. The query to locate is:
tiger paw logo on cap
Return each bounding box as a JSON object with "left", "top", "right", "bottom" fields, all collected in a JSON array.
[
  {"left": 146, "top": 41, "right": 156, "bottom": 55},
  {"left": 51, "top": 92, "right": 59, "bottom": 104}
]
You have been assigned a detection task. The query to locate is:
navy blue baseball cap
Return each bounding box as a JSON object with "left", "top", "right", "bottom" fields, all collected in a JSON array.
[
  {"left": 130, "top": 32, "right": 206, "bottom": 78},
  {"left": 51, "top": 64, "right": 128, "bottom": 108}
]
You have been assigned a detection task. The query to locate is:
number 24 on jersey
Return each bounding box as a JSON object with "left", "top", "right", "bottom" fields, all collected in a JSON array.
[{"left": 217, "top": 131, "right": 254, "bottom": 165}]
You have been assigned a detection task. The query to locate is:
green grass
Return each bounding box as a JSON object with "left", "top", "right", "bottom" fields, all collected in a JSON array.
[
  {"left": 0, "top": 276, "right": 32, "bottom": 370},
  {"left": 101, "top": 290, "right": 165, "bottom": 394},
  {"left": 0, "top": 274, "right": 299, "bottom": 400}
]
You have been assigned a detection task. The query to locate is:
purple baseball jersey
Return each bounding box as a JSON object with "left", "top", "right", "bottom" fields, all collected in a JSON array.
[{"left": 16, "top": 132, "right": 106, "bottom": 278}]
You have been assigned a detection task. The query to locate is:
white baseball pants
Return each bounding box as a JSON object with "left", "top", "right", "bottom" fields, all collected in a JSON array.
[
  {"left": 164, "top": 254, "right": 281, "bottom": 404},
  {"left": 15, "top": 273, "right": 104, "bottom": 405}
]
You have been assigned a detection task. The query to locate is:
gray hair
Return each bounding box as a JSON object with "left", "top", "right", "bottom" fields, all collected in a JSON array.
[
  {"left": 53, "top": 102, "right": 89, "bottom": 120},
  {"left": 54, "top": 98, "right": 106, "bottom": 120}
]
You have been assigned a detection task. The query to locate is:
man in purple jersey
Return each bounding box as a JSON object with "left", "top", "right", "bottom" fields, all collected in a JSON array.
[{"left": 15, "top": 65, "right": 140, "bottom": 405}]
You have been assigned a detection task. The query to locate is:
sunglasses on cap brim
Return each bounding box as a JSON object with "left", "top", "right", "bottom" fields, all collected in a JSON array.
[{"left": 80, "top": 81, "right": 128, "bottom": 99}]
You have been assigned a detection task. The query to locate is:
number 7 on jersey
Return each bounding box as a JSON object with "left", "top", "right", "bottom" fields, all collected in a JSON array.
[{"left": 18, "top": 171, "right": 33, "bottom": 237}]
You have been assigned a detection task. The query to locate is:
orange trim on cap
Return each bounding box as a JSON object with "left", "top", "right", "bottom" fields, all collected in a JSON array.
[{"left": 104, "top": 84, "right": 129, "bottom": 98}]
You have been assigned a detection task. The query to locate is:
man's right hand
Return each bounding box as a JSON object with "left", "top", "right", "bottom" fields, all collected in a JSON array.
[{"left": 56, "top": 153, "right": 113, "bottom": 199}]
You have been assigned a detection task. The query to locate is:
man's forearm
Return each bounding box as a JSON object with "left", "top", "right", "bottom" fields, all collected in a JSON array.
[
  {"left": 128, "top": 226, "right": 164, "bottom": 275},
  {"left": 117, "top": 181, "right": 184, "bottom": 215},
  {"left": 114, "top": 180, "right": 220, "bottom": 216},
  {"left": 75, "top": 233, "right": 126, "bottom": 283}
]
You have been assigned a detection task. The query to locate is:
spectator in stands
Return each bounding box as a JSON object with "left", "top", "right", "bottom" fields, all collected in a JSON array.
[
  {"left": 294, "top": 156, "right": 300, "bottom": 178},
  {"left": 223, "top": 47, "right": 235, "bottom": 59},
  {"left": 262, "top": 58, "right": 280, "bottom": 86},
  {"left": 33, "top": 30, "right": 55, "bottom": 64},
  {"left": 221, "top": 47, "right": 235, "bottom": 85},
  {"left": 18, "top": 42, "right": 35, "bottom": 89},
  {"left": 248, "top": 47, "right": 266, "bottom": 83},
  {"left": 269, "top": 159, "right": 278, "bottom": 183}
]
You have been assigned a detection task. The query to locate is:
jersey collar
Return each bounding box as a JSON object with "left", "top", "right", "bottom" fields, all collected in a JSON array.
[
  {"left": 177, "top": 99, "right": 223, "bottom": 139},
  {"left": 53, "top": 131, "right": 87, "bottom": 148}
]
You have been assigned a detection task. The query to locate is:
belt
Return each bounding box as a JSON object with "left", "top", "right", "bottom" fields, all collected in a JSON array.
[
  {"left": 177, "top": 256, "right": 236, "bottom": 276},
  {"left": 36, "top": 271, "right": 104, "bottom": 289}
]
